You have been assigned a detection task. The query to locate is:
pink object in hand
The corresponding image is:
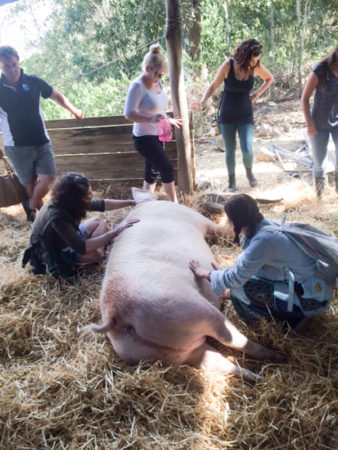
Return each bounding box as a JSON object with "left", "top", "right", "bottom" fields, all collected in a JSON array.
[{"left": 157, "top": 117, "right": 172, "bottom": 142}]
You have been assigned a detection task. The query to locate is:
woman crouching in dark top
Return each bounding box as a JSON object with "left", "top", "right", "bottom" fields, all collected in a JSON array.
[{"left": 23, "top": 172, "right": 139, "bottom": 278}]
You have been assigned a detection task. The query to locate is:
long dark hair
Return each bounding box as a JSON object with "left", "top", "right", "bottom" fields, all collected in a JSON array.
[
  {"left": 51, "top": 173, "right": 91, "bottom": 221},
  {"left": 234, "top": 38, "right": 263, "bottom": 73},
  {"left": 317, "top": 44, "right": 338, "bottom": 89},
  {"left": 224, "top": 194, "right": 264, "bottom": 245}
]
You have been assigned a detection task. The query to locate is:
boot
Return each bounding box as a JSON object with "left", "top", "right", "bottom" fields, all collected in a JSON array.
[
  {"left": 21, "top": 199, "right": 36, "bottom": 222},
  {"left": 227, "top": 174, "right": 236, "bottom": 193},
  {"left": 335, "top": 171, "right": 338, "bottom": 194},
  {"left": 315, "top": 177, "right": 325, "bottom": 199},
  {"left": 246, "top": 167, "right": 257, "bottom": 187}
]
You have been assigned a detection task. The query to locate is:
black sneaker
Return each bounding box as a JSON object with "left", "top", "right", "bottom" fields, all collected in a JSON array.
[{"left": 22, "top": 199, "right": 36, "bottom": 222}]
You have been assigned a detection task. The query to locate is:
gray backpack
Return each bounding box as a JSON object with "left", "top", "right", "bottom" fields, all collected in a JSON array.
[{"left": 265, "top": 217, "right": 338, "bottom": 286}]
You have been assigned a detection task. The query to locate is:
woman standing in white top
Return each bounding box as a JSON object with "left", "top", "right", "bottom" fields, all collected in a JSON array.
[{"left": 124, "top": 44, "right": 182, "bottom": 202}]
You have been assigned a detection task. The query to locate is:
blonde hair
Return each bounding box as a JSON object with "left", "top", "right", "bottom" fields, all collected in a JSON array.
[{"left": 142, "top": 43, "right": 167, "bottom": 72}]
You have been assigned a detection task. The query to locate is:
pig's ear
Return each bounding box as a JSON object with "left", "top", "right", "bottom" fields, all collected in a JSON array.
[
  {"left": 131, "top": 187, "right": 157, "bottom": 204},
  {"left": 79, "top": 319, "right": 115, "bottom": 336}
]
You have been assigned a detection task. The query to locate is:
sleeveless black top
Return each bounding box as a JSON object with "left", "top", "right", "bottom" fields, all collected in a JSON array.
[
  {"left": 311, "top": 62, "right": 338, "bottom": 130},
  {"left": 218, "top": 59, "right": 255, "bottom": 124}
]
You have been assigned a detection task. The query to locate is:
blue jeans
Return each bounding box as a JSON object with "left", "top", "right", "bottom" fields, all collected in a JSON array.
[
  {"left": 310, "top": 126, "right": 338, "bottom": 178},
  {"left": 219, "top": 123, "right": 254, "bottom": 175}
]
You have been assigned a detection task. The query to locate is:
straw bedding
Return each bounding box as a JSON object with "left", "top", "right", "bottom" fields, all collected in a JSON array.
[{"left": 0, "top": 182, "right": 337, "bottom": 449}]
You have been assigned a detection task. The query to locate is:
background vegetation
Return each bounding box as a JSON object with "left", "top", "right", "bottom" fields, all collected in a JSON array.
[{"left": 9, "top": 0, "right": 338, "bottom": 119}]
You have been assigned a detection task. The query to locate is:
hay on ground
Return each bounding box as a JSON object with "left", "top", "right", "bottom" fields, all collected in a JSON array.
[{"left": 0, "top": 181, "right": 337, "bottom": 449}]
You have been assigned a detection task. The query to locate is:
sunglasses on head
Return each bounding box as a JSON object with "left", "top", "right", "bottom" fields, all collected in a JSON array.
[
  {"left": 68, "top": 173, "right": 90, "bottom": 188},
  {"left": 251, "top": 44, "right": 262, "bottom": 57}
]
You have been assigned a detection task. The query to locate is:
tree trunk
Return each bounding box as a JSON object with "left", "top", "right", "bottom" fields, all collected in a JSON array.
[
  {"left": 296, "top": 0, "right": 303, "bottom": 96},
  {"left": 222, "top": 1, "right": 230, "bottom": 45},
  {"left": 165, "top": 0, "right": 194, "bottom": 193},
  {"left": 186, "top": 0, "right": 202, "bottom": 61},
  {"left": 269, "top": 1, "right": 275, "bottom": 100}
]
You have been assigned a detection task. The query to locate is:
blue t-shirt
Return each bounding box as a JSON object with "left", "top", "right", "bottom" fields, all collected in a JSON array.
[
  {"left": 312, "top": 62, "right": 338, "bottom": 130},
  {"left": 0, "top": 69, "right": 53, "bottom": 146}
]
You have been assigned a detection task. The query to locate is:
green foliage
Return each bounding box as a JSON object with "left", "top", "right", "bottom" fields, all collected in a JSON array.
[
  {"left": 40, "top": 75, "right": 131, "bottom": 120},
  {"left": 18, "top": 0, "right": 338, "bottom": 119},
  {"left": 197, "top": 0, "right": 336, "bottom": 86}
]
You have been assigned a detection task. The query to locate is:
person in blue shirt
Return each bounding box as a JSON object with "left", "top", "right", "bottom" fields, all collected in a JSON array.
[
  {"left": 0, "top": 46, "right": 83, "bottom": 222},
  {"left": 189, "top": 194, "right": 333, "bottom": 328}
]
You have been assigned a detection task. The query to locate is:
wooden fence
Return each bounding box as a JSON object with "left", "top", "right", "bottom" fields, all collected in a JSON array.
[{"left": 0, "top": 114, "right": 195, "bottom": 185}]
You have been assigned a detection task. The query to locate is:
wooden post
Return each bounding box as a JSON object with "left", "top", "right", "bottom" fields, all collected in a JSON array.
[{"left": 165, "top": 0, "right": 194, "bottom": 193}]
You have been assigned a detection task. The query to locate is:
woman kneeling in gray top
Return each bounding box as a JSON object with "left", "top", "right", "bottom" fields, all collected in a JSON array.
[{"left": 189, "top": 194, "right": 333, "bottom": 328}]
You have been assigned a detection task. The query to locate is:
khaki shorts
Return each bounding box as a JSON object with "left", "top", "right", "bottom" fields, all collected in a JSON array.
[{"left": 5, "top": 141, "right": 56, "bottom": 185}]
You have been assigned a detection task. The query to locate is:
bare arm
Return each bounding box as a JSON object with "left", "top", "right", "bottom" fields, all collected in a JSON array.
[
  {"left": 250, "top": 63, "right": 274, "bottom": 103},
  {"left": 125, "top": 110, "right": 164, "bottom": 124},
  {"left": 104, "top": 199, "right": 135, "bottom": 210},
  {"left": 301, "top": 71, "right": 319, "bottom": 137},
  {"left": 191, "top": 60, "right": 231, "bottom": 110},
  {"left": 85, "top": 218, "right": 139, "bottom": 253},
  {"left": 50, "top": 89, "right": 84, "bottom": 119},
  {"left": 124, "top": 81, "right": 164, "bottom": 124}
]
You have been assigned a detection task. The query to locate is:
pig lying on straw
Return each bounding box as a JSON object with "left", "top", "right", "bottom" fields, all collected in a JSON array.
[{"left": 81, "top": 191, "right": 284, "bottom": 382}]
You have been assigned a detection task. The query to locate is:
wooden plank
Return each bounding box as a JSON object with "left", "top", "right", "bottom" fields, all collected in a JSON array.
[
  {"left": 54, "top": 148, "right": 177, "bottom": 161},
  {"left": 50, "top": 133, "right": 133, "bottom": 155},
  {"left": 270, "top": 143, "right": 312, "bottom": 167},
  {"left": 45, "top": 115, "right": 130, "bottom": 129},
  {"left": 50, "top": 132, "right": 177, "bottom": 156},
  {"left": 54, "top": 153, "right": 177, "bottom": 179},
  {"left": 45, "top": 112, "right": 175, "bottom": 130},
  {"left": 48, "top": 124, "right": 132, "bottom": 137},
  {"left": 0, "top": 129, "right": 177, "bottom": 156},
  {"left": 90, "top": 169, "right": 178, "bottom": 183},
  {"left": 52, "top": 141, "right": 136, "bottom": 155},
  {"left": 54, "top": 153, "right": 178, "bottom": 168}
]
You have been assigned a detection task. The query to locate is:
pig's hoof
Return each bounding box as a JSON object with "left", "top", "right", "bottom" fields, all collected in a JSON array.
[
  {"left": 241, "top": 368, "right": 263, "bottom": 384},
  {"left": 271, "top": 351, "right": 287, "bottom": 363}
]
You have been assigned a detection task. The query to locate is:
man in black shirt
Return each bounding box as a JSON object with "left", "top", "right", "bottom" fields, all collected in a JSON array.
[{"left": 0, "top": 46, "right": 83, "bottom": 221}]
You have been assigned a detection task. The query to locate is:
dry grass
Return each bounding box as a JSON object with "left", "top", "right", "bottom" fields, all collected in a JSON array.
[{"left": 0, "top": 177, "right": 337, "bottom": 449}]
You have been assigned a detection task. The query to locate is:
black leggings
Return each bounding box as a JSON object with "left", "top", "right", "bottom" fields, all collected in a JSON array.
[{"left": 133, "top": 135, "right": 174, "bottom": 184}]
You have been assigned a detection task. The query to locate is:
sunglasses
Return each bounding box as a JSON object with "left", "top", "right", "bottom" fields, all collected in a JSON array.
[
  {"left": 251, "top": 44, "right": 262, "bottom": 57},
  {"left": 68, "top": 173, "right": 90, "bottom": 188},
  {"left": 154, "top": 71, "right": 164, "bottom": 78}
]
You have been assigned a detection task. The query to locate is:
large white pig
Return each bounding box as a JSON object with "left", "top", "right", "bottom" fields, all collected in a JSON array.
[{"left": 81, "top": 199, "right": 284, "bottom": 382}]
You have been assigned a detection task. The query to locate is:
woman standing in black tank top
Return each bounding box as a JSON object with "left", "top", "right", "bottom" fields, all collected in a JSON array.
[{"left": 192, "top": 39, "right": 274, "bottom": 192}]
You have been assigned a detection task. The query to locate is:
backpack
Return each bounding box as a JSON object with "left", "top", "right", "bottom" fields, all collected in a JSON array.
[
  {"left": 264, "top": 217, "right": 338, "bottom": 286},
  {"left": 232, "top": 219, "right": 336, "bottom": 316},
  {"left": 22, "top": 210, "right": 78, "bottom": 280}
]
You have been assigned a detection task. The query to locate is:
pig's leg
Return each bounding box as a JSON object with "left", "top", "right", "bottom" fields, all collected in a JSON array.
[
  {"left": 187, "top": 342, "right": 262, "bottom": 383},
  {"left": 208, "top": 314, "right": 285, "bottom": 363},
  {"left": 194, "top": 277, "right": 222, "bottom": 310},
  {"left": 204, "top": 220, "right": 223, "bottom": 236}
]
